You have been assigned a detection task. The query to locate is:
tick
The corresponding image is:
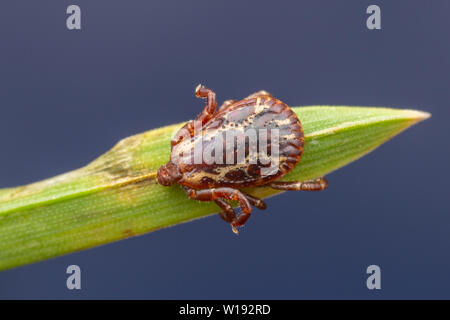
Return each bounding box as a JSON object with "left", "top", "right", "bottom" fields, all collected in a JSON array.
[{"left": 157, "top": 85, "right": 328, "bottom": 233}]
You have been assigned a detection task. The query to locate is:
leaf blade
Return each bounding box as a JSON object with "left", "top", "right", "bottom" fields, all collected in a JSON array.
[{"left": 0, "top": 106, "right": 430, "bottom": 270}]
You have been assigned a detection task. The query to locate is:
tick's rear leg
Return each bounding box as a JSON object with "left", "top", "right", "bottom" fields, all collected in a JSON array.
[
  {"left": 195, "top": 84, "right": 218, "bottom": 124},
  {"left": 270, "top": 177, "right": 328, "bottom": 191}
]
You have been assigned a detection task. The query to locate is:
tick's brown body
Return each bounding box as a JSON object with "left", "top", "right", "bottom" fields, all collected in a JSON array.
[{"left": 157, "top": 85, "right": 328, "bottom": 233}]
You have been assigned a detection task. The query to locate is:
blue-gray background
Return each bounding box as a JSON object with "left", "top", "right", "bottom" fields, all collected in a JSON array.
[{"left": 0, "top": 0, "right": 448, "bottom": 299}]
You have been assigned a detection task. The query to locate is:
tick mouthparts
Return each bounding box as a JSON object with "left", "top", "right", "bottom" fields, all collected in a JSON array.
[
  {"left": 157, "top": 165, "right": 174, "bottom": 186},
  {"left": 157, "top": 161, "right": 182, "bottom": 186}
]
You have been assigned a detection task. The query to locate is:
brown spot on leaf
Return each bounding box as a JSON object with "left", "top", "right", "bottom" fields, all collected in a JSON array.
[{"left": 123, "top": 229, "right": 135, "bottom": 238}]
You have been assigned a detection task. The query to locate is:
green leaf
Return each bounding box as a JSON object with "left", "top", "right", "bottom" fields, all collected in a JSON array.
[{"left": 0, "top": 106, "right": 429, "bottom": 270}]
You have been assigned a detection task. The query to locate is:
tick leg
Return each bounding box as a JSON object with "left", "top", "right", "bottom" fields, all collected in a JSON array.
[
  {"left": 216, "top": 192, "right": 265, "bottom": 233},
  {"left": 171, "top": 120, "right": 195, "bottom": 146},
  {"left": 229, "top": 192, "right": 267, "bottom": 232},
  {"left": 172, "top": 84, "right": 218, "bottom": 146},
  {"left": 240, "top": 191, "right": 267, "bottom": 210},
  {"left": 270, "top": 177, "right": 328, "bottom": 191},
  {"left": 217, "top": 99, "right": 236, "bottom": 112},
  {"left": 195, "top": 84, "right": 218, "bottom": 124},
  {"left": 215, "top": 198, "right": 236, "bottom": 223},
  {"left": 184, "top": 186, "right": 252, "bottom": 213},
  {"left": 231, "top": 211, "right": 251, "bottom": 233},
  {"left": 184, "top": 186, "right": 253, "bottom": 233}
]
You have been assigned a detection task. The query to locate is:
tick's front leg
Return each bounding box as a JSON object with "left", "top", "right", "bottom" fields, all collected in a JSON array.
[
  {"left": 171, "top": 120, "right": 195, "bottom": 146},
  {"left": 195, "top": 84, "right": 218, "bottom": 124},
  {"left": 215, "top": 191, "right": 266, "bottom": 233},
  {"left": 184, "top": 186, "right": 253, "bottom": 233},
  {"left": 240, "top": 191, "right": 267, "bottom": 210},
  {"left": 270, "top": 177, "right": 328, "bottom": 191},
  {"left": 215, "top": 198, "right": 236, "bottom": 223},
  {"left": 215, "top": 199, "right": 241, "bottom": 234},
  {"left": 184, "top": 186, "right": 251, "bottom": 212}
]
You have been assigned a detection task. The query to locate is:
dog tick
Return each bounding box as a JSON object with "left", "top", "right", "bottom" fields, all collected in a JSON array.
[{"left": 157, "top": 85, "right": 328, "bottom": 233}]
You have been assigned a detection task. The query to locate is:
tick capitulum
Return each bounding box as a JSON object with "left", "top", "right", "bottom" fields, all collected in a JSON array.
[{"left": 157, "top": 85, "right": 328, "bottom": 234}]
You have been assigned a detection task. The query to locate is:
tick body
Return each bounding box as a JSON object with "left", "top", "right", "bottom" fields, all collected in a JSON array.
[{"left": 157, "top": 85, "right": 328, "bottom": 233}]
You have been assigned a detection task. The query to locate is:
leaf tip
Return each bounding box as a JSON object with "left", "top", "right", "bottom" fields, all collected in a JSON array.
[{"left": 405, "top": 109, "right": 431, "bottom": 122}]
